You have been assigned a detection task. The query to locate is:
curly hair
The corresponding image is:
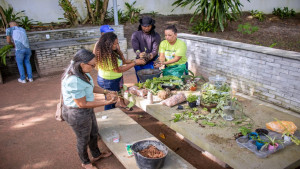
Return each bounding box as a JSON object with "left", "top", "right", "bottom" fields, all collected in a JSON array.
[{"left": 95, "top": 32, "right": 119, "bottom": 70}]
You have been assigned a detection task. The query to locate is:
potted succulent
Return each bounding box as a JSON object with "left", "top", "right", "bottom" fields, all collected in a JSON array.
[
  {"left": 261, "top": 135, "right": 283, "bottom": 151},
  {"left": 187, "top": 94, "right": 198, "bottom": 108}
]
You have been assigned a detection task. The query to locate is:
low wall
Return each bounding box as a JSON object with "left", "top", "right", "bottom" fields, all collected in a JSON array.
[
  {"left": 178, "top": 33, "right": 300, "bottom": 113},
  {"left": 0, "top": 25, "right": 127, "bottom": 79}
]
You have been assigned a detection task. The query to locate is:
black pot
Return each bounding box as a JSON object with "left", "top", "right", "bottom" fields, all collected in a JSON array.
[
  {"left": 255, "top": 128, "right": 269, "bottom": 136},
  {"left": 188, "top": 101, "right": 197, "bottom": 108},
  {"left": 131, "top": 140, "right": 168, "bottom": 169}
]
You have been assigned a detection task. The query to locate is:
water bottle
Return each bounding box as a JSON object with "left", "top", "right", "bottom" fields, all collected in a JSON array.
[{"left": 147, "top": 91, "right": 153, "bottom": 104}]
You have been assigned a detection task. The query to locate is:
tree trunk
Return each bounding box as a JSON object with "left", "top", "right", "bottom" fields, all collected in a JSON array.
[
  {"left": 64, "top": 0, "right": 78, "bottom": 26},
  {"left": 95, "top": 0, "right": 101, "bottom": 21},
  {"left": 0, "top": 6, "right": 8, "bottom": 29},
  {"left": 85, "top": 0, "right": 95, "bottom": 23},
  {"left": 100, "top": 0, "right": 109, "bottom": 24}
]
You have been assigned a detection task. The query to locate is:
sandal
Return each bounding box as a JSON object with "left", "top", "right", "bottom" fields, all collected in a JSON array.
[
  {"left": 82, "top": 163, "right": 98, "bottom": 169},
  {"left": 91, "top": 151, "right": 112, "bottom": 163}
]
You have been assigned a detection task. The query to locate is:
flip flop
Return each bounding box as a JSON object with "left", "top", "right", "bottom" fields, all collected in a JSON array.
[{"left": 91, "top": 151, "right": 112, "bottom": 163}]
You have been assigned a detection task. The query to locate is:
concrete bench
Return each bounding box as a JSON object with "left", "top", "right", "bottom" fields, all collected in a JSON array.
[
  {"left": 95, "top": 108, "right": 196, "bottom": 169},
  {"left": 130, "top": 92, "right": 300, "bottom": 169}
]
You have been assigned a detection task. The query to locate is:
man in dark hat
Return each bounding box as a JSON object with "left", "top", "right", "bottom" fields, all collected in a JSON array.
[{"left": 131, "top": 16, "right": 161, "bottom": 82}]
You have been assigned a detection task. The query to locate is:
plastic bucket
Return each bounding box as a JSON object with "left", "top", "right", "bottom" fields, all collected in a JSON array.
[
  {"left": 131, "top": 140, "right": 168, "bottom": 169},
  {"left": 137, "top": 69, "right": 161, "bottom": 83}
]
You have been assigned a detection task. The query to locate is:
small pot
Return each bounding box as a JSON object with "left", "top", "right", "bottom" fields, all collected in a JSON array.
[
  {"left": 268, "top": 143, "right": 279, "bottom": 151},
  {"left": 255, "top": 141, "right": 265, "bottom": 150},
  {"left": 255, "top": 128, "right": 269, "bottom": 136},
  {"left": 248, "top": 132, "right": 258, "bottom": 140},
  {"left": 188, "top": 101, "right": 197, "bottom": 108}
]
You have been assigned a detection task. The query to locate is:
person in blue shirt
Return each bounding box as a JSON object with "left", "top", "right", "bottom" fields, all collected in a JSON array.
[
  {"left": 6, "top": 21, "right": 33, "bottom": 83},
  {"left": 61, "top": 49, "right": 117, "bottom": 169}
]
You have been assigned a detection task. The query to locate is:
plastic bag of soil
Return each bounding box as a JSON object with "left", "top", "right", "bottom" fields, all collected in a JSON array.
[
  {"left": 161, "top": 93, "right": 186, "bottom": 107},
  {"left": 128, "top": 86, "right": 148, "bottom": 97},
  {"left": 162, "top": 64, "right": 186, "bottom": 78}
]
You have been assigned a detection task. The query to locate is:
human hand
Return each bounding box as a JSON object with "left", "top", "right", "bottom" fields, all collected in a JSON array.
[
  {"left": 135, "top": 59, "right": 146, "bottom": 65},
  {"left": 139, "top": 52, "right": 146, "bottom": 58},
  {"left": 106, "top": 91, "right": 118, "bottom": 101},
  {"left": 107, "top": 97, "right": 117, "bottom": 105}
]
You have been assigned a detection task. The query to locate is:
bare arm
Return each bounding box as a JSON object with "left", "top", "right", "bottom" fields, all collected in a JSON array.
[
  {"left": 74, "top": 96, "right": 116, "bottom": 108},
  {"left": 6, "top": 36, "right": 14, "bottom": 46},
  {"left": 162, "top": 55, "right": 182, "bottom": 65}
]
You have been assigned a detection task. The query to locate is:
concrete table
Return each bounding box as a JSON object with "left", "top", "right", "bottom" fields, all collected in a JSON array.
[
  {"left": 130, "top": 92, "right": 300, "bottom": 169},
  {"left": 95, "top": 108, "right": 196, "bottom": 169}
]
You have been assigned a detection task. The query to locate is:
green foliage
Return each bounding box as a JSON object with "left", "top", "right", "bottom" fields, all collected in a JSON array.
[
  {"left": 58, "top": 0, "right": 78, "bottom": 26},
  {"left": 190, "top": 19, "right": 217, "bottom": 34},
  {"left": 250, "top": 10, "right": 265, "bottom": 21},
  {"left": 272, "top": 7, "right": 295, "bottom": 19},
  {"left": 3, "top": 7, "right": 25, "bottom": 24},
  {"left": 0, "top": 45, "right": 13, "bottom": 66},
  {"left": 172, "top": 0, "right": 249, "bottom": 32},
  {"left": 237, "top": 23, "right": 259, "bottom": 34},
  {"left": 238, "top": 126, "right": 251, "bottom": 136},
  {"left": 187, "top": 94, "right": 198, "bottom": 103},
  {"left": 19, "top": 16, "right": 35, "bottom": 31},
  {"left": 149, "top": 11, "right": 158, "bottom": 17},
  {"left": 106, "top": 8, "right": 129, "bottom": 24},
  {"left": 261, "top": 134, "right": 283, "bottom": 150},
  {"left": 124, "top": 1, "right": 142, "bottom": 24},
  {"left": 269, "top": 42, "right": 277, "bottom": 48}
]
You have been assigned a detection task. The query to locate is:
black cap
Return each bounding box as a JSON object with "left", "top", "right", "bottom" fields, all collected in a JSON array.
[{"left": 139, "top": 16, "right": 155, "bottom": 27}]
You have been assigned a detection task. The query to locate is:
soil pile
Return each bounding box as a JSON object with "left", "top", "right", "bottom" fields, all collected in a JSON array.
[{"left": 139, "top": 145, "right": 165, "bottom": 158}]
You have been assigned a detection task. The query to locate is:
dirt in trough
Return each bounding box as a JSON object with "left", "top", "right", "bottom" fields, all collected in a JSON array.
[{"left": 139, "top": 145, "right": 165, "bottom": 158}]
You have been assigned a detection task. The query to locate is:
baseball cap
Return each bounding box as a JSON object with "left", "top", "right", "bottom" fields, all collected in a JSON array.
[
  {"left": 100, "top": 25, "right": 114, "bottom": 33},
  {"left": 139, "top": 16, "right": 155, "bottom": 27}
]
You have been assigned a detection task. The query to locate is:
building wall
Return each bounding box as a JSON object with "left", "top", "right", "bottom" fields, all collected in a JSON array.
[
  {"left": 178, "top": 33, "right": 300, "bottom": 113},
  {"left": 4, "top": 0, "right": 300, "bottom": 23}
]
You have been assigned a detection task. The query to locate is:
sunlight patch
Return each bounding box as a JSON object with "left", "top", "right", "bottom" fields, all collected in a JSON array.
[
  {"left": 12, "top": 114, "right": 52, "bottom": 129},
  {"left": 21, "top": 160, "right": 52, "bottom": 169}
]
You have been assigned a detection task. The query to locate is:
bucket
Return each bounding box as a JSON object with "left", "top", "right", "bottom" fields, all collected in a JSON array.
[
  {"left": 131, "top": 140, "right": 168, "bottom": 169},
  {"left": 137, "top": 69, "right": 161, "bottom": 83}
]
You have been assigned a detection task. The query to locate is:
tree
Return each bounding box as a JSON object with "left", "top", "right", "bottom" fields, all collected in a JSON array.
[
  {"left": 172, "top": 0, "right": 250, "bottom": 32},
  {"left": 84, "top": 0, "right": 109, "bottom": 25},
  {"left": 58, "top": 0, "right": 79, "bottom": 26}
]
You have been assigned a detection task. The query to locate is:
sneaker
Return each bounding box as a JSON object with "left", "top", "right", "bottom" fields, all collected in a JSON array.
[
  {"left": 18, "top": 78, "right": 26, "bottom": 83},
  {"left": 26, "top": 77, "right": 33, "bottom": 82}
]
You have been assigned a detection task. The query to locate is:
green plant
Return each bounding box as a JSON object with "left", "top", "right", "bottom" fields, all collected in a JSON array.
[
  {"left": 191, "top": 19, "right": 217, "bottom": 34},
  {"left": 275, "top": 118, "right": 300, "bottom": 146},
  {"left": 272, "top": 7, "right": 295, "bottom": 19},
  {"left": 106, "top": 8, "right": 129, "bottom": 24},
  {"left": 269, "top": 42, "right": 277, "bottom": 48},
  {"left": 172, "top": 0, "right": 250, "bottom": 32},
  {"left": 58, "top": 0, "right": 79, "bottom": 26},
  {"left": 238, "top": 126, "right": 251, "bottom": 136},
  {"left": 124, "top": 1, "right": 142, "bottom": 24},
  {"left": 0, "top": 45, "right": 13, "bottom": 66},
  {"left": 237, "top": 23, "right": 259, "bottom": 34},
  {"left": 0, "top": 6, "right": 25, "bottom": 29},
  {"left": 149, "top": 11, "right": 158, "bottom": 17},
  {"left": 19, "top": 16, "right": 34, "bottom": 31},
  {"left": 250, "top": 10, "right": 265, "bottom": 21},
  {"left": 187, "top": 94, "right": 198, "bottom": 103},
  {"left": 261, "top": 134, "right": 283, "bottom": 150}
]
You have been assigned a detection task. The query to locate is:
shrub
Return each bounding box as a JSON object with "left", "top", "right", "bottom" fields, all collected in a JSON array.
[
  {"left": 250, "top": 10, "right": 265, "bottom": 21},
  {"left": 272, "top": 7, "right": 295, "bottom": 19}
]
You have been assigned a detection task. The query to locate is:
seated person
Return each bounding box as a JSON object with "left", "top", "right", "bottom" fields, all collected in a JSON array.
[
  {"left": 131, "top": 16, "right": 161, "bottom": 82},
  {"left": 158, "top": 25, "right": 188, "bottom": 77}
]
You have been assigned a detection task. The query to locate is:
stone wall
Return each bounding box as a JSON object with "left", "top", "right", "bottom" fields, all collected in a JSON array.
[
  {"left": 0, "top": 25, "right": 127, "bottom": 79},
  {"left": 178, "top": 33, "right": 300, "bottom": 113}
]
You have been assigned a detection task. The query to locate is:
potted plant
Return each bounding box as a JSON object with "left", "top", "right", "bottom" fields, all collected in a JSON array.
[
  {"left": 182, "top": 70, "right": 205, "bottom": 84},
  {"left": 187, "top": 94, "right": 198, "bottom": 108},
  {"left": 252, "top": 135, "right": 267, "bottom": 150},
  {"left": 261, "top": 135, "right": 283, "bottom": 151}
]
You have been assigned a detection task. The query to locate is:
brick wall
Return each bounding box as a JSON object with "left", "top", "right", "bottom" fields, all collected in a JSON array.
[
  {"left": 0, "top": 25, "right": 127, "bottom": 81},
  {"left": 178, "top": 33, "right": 300, "bottom": 113}
]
